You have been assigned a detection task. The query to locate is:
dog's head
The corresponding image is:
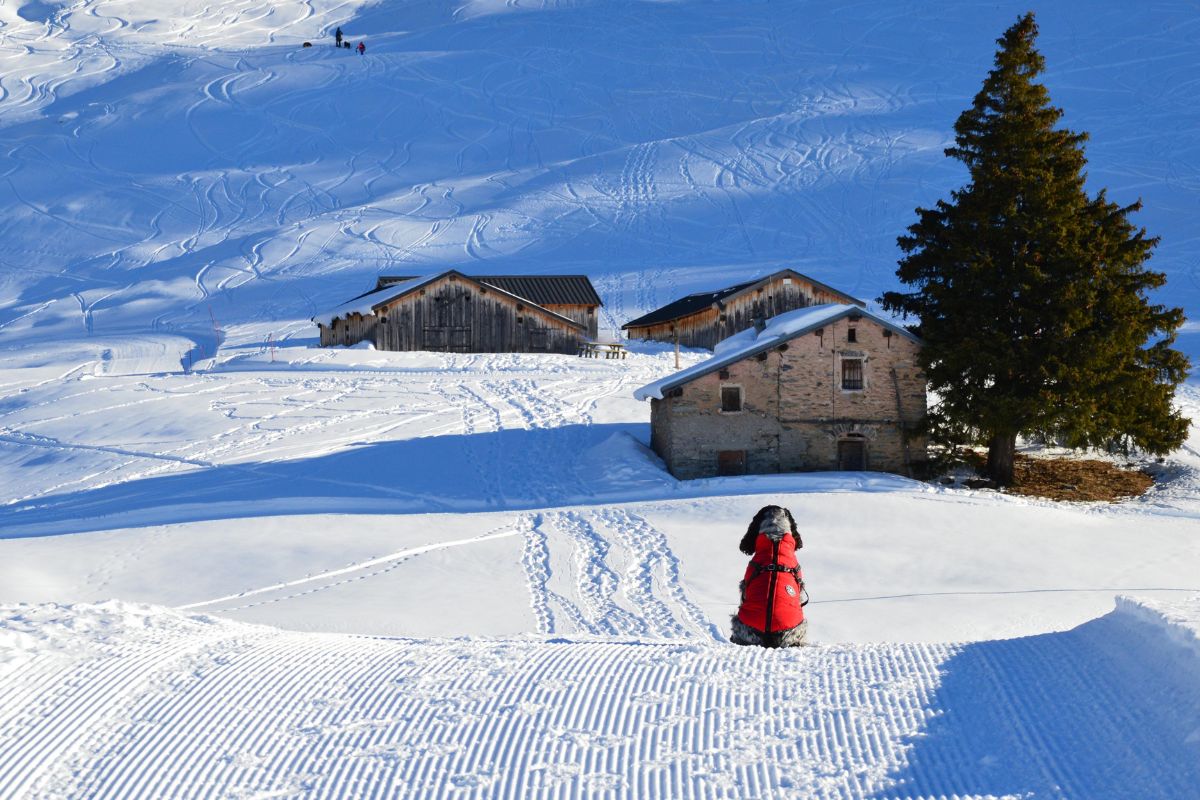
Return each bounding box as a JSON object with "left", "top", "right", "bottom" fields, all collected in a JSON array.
[{"left": 739, "top": 505, "right": 800, "bottom": 555}]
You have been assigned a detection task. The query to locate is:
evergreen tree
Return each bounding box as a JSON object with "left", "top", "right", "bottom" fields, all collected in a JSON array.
[{"left": 881, "top": 12, "right": 1190, "bottom": 486}]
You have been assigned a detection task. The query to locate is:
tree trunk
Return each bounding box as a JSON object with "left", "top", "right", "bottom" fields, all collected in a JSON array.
[{"left": 986, "top": 432, "right": 1017, "bottom": 486}]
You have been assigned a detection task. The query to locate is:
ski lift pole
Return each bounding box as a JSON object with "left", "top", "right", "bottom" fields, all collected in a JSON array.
[{"left": 208, "top": 304, "right": 222, "bottom": 360}]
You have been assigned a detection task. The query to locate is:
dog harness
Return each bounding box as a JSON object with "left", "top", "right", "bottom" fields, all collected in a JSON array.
[{"left": 737, "top": 531, "right": 806, "bottom": 634}]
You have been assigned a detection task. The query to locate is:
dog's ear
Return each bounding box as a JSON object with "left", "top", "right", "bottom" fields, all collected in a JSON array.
[
  {"left": 785, "top": 508, "right": 801, "bottom": 549},
  {"left": 740, "top": 507, "right": 767, "bottom": 555}
]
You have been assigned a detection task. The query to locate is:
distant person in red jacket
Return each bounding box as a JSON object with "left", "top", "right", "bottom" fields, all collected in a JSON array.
[
  {"left": 731, "top": 505, "right": 808, "bottom": 647},
  {"left": 357, "top": 41, "right": 365, "bottom": 55}
]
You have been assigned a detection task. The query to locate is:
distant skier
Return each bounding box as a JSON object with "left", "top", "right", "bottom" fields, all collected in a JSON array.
[
  {"left": 357, "top": 41, "right": 366, "bottom": 55},
  {"left": 335, "top": 27, "right": 343, "bottom": 47},
  {"left": 730, "top": 505, "right": 808, "bottom": 647}
]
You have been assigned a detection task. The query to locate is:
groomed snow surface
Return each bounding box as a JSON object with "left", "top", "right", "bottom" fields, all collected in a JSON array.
[
  {"left": 2, "top": 596, "right": 1199, "bottom": 799},
  {"left": 3, "top": 0, "right": 1200, "bottom": 796}
]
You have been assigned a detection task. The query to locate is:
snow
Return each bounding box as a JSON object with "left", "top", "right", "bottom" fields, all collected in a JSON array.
[
  {"left": 1, "top": 0, "right": 1198, "bottom": 362},
  {"left": 1, "top": 597, "right": 1198, "bottom": 798},
  {"left": 309, "top": 275, "right": 431, "bottom": 327},
  {"left": 0, "top": 351, "right": 1198, "bottom": 797},
  {"left": 3, "top": 0, "right": 1200, "bottom": 796}
]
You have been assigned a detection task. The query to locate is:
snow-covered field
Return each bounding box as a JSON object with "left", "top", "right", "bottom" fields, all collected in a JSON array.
[
  {"left": 2, "top": 344, "right": 1199, "bottom": 797},
  {"left": 3, "top": 0, "right": 1200, "bottom": 797}
]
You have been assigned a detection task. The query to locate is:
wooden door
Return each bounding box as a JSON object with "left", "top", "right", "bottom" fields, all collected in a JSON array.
[
  {"left": 838, "top": 439, "right": 866, "bottom": 471},
  {"left": 717, "top": 450, "right": 747, "bottom": 476}
]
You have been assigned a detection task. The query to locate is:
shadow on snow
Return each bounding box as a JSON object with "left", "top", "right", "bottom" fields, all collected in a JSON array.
[
  {"left": 0, "top": 423, "right": 924, "bottom": 538},
  {"left": 874, "top": 609, "right": 1200, "bottom": 799}
]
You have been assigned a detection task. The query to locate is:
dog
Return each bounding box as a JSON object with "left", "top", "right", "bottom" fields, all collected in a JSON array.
[{"left": 730, "top": 505, "right": 808, "bottom": 647}]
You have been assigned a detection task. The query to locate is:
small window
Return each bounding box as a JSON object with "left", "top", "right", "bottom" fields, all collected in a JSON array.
[
  {"left": 842, "top": 358, "right": 864, "bottom": 391},
  {"left": 721, "top": 386, "right": 742, "bottom": 412},
  {"left": 718, "top": 369, "right": 730, "bottom": 380},
  {"left": 847, "top": 328, "right": 857, "bottom": 343}
]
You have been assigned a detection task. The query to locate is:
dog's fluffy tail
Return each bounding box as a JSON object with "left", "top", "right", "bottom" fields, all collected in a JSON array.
[{"left": 730, "top": 617, "right": 808, "bottom": 648}]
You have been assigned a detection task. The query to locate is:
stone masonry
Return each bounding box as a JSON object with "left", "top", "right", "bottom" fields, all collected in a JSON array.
[{"left": 649, "top": 314, "right": 926, "bottom": 479}]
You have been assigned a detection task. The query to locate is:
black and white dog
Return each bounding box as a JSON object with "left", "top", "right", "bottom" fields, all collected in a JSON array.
[{"left": 730, "top": 505, "right": 809, "bottom": 648}]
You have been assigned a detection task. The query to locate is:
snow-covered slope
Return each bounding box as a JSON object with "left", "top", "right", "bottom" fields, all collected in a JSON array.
[
  {"left": 4, "top": 2, "right": 1200, "bottom": 796},
  {"left": 2, "top": 349, "right": 1199, "bottom": 642},
  {"left": 2, "top": 596, "right": 1199, "bottom": 799},
  {"left": 1, "top": 0, "right": 1198, "bottom": 362}
]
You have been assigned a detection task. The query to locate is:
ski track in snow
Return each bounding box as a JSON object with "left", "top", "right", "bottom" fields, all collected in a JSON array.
[
  {"left": 1, "top": 599, "right": 1198, "bottom": 799},
  {"left": 1, "top": 0, "right": 1198, "bottom": 361}
]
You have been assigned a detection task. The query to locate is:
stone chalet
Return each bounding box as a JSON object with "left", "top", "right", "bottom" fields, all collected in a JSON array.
[{"left": 634, "top": 304, "right": 927, "bottom": 479}]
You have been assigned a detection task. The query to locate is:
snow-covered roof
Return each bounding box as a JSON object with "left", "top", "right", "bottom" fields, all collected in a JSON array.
[
  {"left": 633, "top": 304, "right": 920, "bottom": 400},
  {"left": 311, "top": 275, "right": 438, "bottom": 327}
]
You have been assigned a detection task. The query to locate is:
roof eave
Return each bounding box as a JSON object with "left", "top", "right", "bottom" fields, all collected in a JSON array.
[{"left": 641, "top": 307, "right": 921, "bottom": 397}]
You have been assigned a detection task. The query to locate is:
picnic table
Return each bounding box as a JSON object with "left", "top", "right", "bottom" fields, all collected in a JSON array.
[{"left": 579, "top": 340, "right": 627, "bottom": 359}]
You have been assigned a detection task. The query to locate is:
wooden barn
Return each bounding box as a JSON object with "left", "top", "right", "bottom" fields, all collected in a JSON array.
[
  {"left": 373, "top": 274, "right": 602, "bottom": 339},
  {"left": 634, "top": 304, "right": 927, "bottom": 480},
  {"left": 314, "top": 270, "right": 601, "bottom": 354},
  {"left": 622, "top": 269, "right": 863, "bottom": 350}
]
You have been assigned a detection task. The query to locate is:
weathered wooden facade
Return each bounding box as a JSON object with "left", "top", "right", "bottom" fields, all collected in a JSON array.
[
  {"left": 635, "top": 305, "right": 927, "bottom": 479},
  {"left": 623, "top": 269, "right": 863, "bottom": 350},
  {"left": 374, "top": 274, "right": 602, "bottom": 340},
  {"left": 315, "top": 271, "right": 592, "bottom": 354}
]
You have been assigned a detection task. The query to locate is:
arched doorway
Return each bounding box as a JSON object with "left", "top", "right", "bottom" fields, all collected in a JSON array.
[{"left": 837, "top": 434, "right": 867, "bottom": 471}]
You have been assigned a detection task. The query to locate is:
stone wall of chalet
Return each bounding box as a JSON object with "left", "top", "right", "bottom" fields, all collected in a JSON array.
[{"left": 649, "top": 315, "right": 926, "bottom": 479}]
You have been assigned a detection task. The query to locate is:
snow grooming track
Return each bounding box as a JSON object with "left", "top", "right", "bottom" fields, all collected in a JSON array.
[{"left": 3, "top": 598, "right": 1199, "bottom": 798}]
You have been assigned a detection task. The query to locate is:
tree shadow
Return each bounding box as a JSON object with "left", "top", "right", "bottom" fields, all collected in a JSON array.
[{"left": 874, "top": 609, "right": 1200, "bottom": 798}]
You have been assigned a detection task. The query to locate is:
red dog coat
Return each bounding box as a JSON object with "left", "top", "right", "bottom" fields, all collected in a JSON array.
[{"left": 736, "top": 531, "right": 805, "bottom": 633}]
